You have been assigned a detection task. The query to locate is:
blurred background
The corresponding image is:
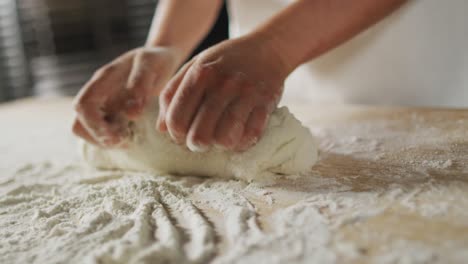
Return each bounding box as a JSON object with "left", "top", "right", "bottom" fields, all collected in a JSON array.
[{"left": 0, "top": 0, "right": 228, "bottom": 102}]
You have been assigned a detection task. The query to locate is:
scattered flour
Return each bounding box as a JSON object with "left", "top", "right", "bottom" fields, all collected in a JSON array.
[
  {"left": 2, "top": 160, "right": 467, "bottom": 264},
  {"left": 422, "top": 159, "right": 453, "bottom": 170},
  {"left": 1, "top": 99, "right": 467, "bottom": 263}
]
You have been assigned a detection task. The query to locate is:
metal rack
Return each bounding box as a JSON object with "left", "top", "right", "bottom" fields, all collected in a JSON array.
[
  {"left": 0, "top": 0, "right": 227, "bottom": 101},
  {"left": 0, "top": 0, "right": 31, "bottom": 101},
  {"left": 18, "top": 0, "right": 135, "bottom": 97},
  {"left": 0, "top": 0, "right": 158, "bottom": 99},
  {"left": 125, "top": 0, "right": 157, "bottom": 47}
]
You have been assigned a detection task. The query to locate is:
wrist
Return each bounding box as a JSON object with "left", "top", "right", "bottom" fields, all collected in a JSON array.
[
  {"left": 145, "top": 39, "right": 191, "bottom": 65},
  {"left": 144, "top": 43, "right": 186, "bottom": 67},
  {"left": 243, "top": 29, "right": 298, "bottom": 79}
]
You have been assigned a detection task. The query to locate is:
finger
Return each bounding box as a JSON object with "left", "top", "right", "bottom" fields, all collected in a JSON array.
[
  {"left": 214, "top": 98, "right": 254, "bottom": 150},
  {"left": 72, "top": 119, "right": 100, "bottom": 146},
  {"left": 75, "top": 98, "right": 122, "bottom": 147},
  {"left": 75, "top": 90, "right": 122, "bottom": 146},
  {"left": 74, "top": 65, "right": 118, "bottom": 107},
  {"left": 75, "top": 93, "right": 121, "bottom": 146},
  {"left": 76, "top": 109, "right": 123, "bottom": 146},
  {"left": 157, "top": 60, "right": 194, "bottom": 132},
  {"left": 74, "top": 49, "right": 134, "bottom": 107},
  {"left": 165, "top": 63, "right": 213, "bottom": 144},
  {"left": 236, "top": 106, "right": 269, "bottom": 152},
  {"left": 75, "top": 60, "right": 134, "bottom": 145},
  {"left": 124, "top": 60, "right": 157, "bottom": 119},
  {"left": 186, "top": 80, "right": 239, "bottom": 152}
]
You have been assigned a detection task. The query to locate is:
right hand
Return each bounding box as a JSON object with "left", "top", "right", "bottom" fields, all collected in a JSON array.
[{"left": 72, "top": 47, "right": 182, "bottom": 147}]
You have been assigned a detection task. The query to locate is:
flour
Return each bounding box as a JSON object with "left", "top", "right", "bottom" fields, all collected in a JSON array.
[
  {"left": 81, "top": 101, "right": 318, "bottom": 180},
  {"left": 0, "top": 164, "right": 337, "bottom": 264},
  {"left": 5, "top": 160, "right": 468, "bottom": 264},
  {"left": 1, "top": 99, "right": 468, "bottom": 264},
  {"left": 0, "top": 168, "right": 212, "bottom": 264},
  {"left": 422, "top": 159, "right": 453, "bottom": 170}
]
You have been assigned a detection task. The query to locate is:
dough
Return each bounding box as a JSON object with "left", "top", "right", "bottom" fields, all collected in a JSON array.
[{"left": 80, "top": 100, "right": 318, "bottom": 180}]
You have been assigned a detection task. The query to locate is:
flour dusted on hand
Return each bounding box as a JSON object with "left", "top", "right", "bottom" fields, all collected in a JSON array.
[{"left": 80, "top": 100, "right": 318, "bottom": 180}]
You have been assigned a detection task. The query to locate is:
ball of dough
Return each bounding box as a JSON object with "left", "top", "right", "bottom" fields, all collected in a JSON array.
[{"left": 80, "top": 101, "right": 318, "bottom": 180}]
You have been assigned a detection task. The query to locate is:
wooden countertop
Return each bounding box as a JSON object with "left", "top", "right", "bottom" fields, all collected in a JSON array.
[{"left": 0, "top": 97, "right": 467, "bottom": 263}]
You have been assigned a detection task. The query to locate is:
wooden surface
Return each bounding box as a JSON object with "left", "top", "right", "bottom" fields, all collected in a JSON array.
[
  {"left": 290, "top": 103, "right": 468, "bottom": 188},
  {"left": 0, "top": 98, "right": 467, "bottom": 263}
]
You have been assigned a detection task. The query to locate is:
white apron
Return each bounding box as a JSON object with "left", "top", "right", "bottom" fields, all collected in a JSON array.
[{"left": 227, "top": 0, "right": 468, "bottom": 107}]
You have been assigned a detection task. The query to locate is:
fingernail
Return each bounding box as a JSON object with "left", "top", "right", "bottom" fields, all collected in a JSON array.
[
  {"left": 155, "top": 119, "right": 163, "bottom": 131},
  {"left": 213, "top": 143, "right": 227, "bottom": 151},
  {"left": 168, "top": 131, "right": 184, "bottom": 145},
  {"left": 237, "top": 137, "right": 258, "bottom": 152},
  {"left": 102, "top": 137, "right": 119, "bottom": 148},
  {"left": 186, "top": 139, "right": 210, "bottom": 153},
  {"left": 156, "top": 113, "right": 167, "bottom": 132}
]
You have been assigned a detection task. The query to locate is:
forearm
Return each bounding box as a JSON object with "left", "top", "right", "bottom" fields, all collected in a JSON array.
[
  {"left": 250, "top": 0, "right": 407, "bottom": 75},
  {"left": 146, "top": 0, "right": 223, "bottom": 63}
]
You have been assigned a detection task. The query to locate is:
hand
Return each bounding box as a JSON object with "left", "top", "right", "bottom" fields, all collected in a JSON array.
[
  {"left": 156, "top": 35, "right": 289, "bottom": 152},
  {"left": 73, "top": 47, "right": 181, "bottom": 147}
]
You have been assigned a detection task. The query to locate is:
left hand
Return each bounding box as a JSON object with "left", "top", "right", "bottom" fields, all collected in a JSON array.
[
  {"left": 156, "top": 35, "right": 289, "bottom": 152},
  {"left": 72, "top": 47, "right": 182, "bottom": 147}
]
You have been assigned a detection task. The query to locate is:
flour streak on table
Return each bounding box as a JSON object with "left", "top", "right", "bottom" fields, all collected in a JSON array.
[{"left": 0, "top": 98, "right": 467, "bottom": 264}]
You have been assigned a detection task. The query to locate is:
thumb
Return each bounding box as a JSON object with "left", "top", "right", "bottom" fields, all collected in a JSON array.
[{"left": 124, "top": 60, "right": 157, "bottom": 119}]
